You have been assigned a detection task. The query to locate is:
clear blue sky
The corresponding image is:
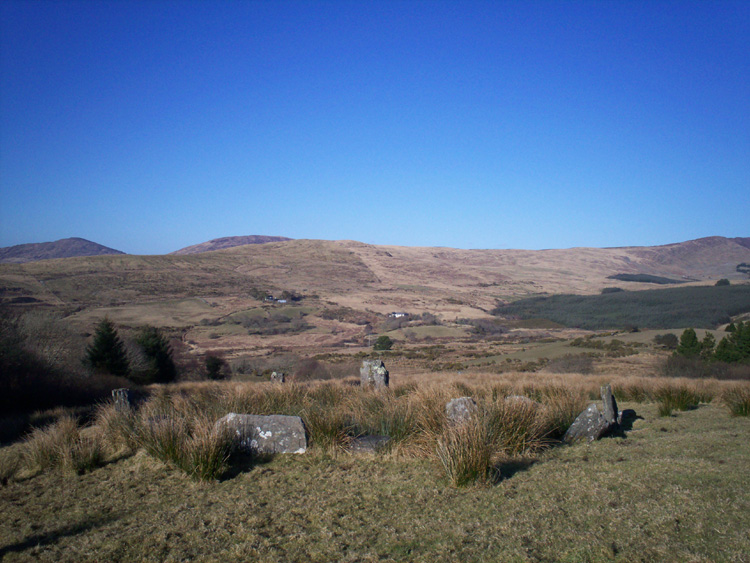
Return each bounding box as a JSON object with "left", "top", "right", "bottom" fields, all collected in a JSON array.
[{"left": 1, "top": 0, "right": 748, "bottom": 254}]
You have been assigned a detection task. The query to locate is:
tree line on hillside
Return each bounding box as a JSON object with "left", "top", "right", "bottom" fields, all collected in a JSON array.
[
  {"left": 674, "top": 322, "right": 750, "bottom": 364},
  {"left": 492, "top": 285, "right": 750, "bottom": 330},
  {"left": 86, "top": 318, "right": 226, "bottom": 384}
]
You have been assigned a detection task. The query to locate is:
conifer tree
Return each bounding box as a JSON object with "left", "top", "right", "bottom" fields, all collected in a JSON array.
[
  {"left": 676, "top": 328, "right": 701, "bottom": 358},
  {"left": 85, "top": 318, "right": 129, "bottom": 377},
  {"left": 135, "top": 325, "right": 176, "bottom": 383}
]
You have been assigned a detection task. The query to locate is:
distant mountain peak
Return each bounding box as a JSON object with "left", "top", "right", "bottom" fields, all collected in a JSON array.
[
  {"left": 170, "top": 235, "right": 292, "bottom": 255},
  {"left": 0, "top": 238, "right": 125, "bottom": 264}
]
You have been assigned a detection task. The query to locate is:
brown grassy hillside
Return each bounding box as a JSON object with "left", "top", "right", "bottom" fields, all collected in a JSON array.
[{"left": 1, "top": 237, "right": 749, "bottom": 318}]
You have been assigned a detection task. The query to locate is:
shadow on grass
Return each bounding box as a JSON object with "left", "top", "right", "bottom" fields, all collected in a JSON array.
[
  {"left": 493, "top": 458, "right": 537, "bottom": 483},
  {"left": 220, "top": 452, "right": 275, "bottom": 481},
  {"left": 0, "top": 514, "right": 119, "bottom": 557}
]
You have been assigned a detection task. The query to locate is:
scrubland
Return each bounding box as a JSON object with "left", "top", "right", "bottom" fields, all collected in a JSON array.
[{"left": 1, "top": 371, "right": 749, "bottom": 562}]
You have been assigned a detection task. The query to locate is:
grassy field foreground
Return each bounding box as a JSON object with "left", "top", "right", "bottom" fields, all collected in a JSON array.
[{"left": 1, "top": 378, "right": 749, "bottom": 562}]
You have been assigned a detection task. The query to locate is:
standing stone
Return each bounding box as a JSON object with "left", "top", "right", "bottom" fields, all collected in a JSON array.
[
  {"left": 215, "top": 413, "right": 307, "bottom": 454},
  {"left": 563, "top": 384, "right": 621, "bottom": 444},
  {"left": 563, "top": 404, "right": 611, "bottom": 443},
  {"left": 360, "top": 359, "right": 389, "bottom": 388},
  {"left": 271, "top": 371, "right": 285, "bottom": 383},
  {"left": 600, "top": 384, "right": 618, "bottom": 425},
  {"left": 112, "top": 388, "right": 131, "bottom": 411},
  {"left": 446, "top": 397, "right": 478, "bottom": 423}
]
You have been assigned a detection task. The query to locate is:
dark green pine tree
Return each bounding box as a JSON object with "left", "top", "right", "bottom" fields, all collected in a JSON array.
[
  {"left": 86, "top": 318, "right": 129, "bottom": 377},
  {"left": 676, "top": 328, "right": 701, "bottom": 358},
  {"left": 135, "top": 326, "right": 177, "bottom": 384}
]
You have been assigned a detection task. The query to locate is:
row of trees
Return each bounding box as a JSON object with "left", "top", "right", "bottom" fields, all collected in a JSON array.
[
  {"left": 676, "top": 321, "right": 750, "bottom": 363},
  {"left": 85, "top": 319, "right": 177, "bottom": 384}
]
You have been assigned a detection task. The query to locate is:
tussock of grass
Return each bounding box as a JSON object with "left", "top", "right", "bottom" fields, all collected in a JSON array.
[
  {"left": 134, "top": 402, "right": 231, "bottom": 481},
  {"left": 95, "top": 402, "right": 139, "bottom": 453},
  {"left": 0, "top": 450, "right": 20, "bottom": 486},
  {"left": 180, "top": 416, "right": 232, "bottom": 481},
  {"left": 656, "top": 386, "right": 703, "bottom": 417},
  {"left": 722, "top": 385, "right": 750, "bottom": 416},
  {"left": 437, "top": 417, "right": 494, "bottom": 487},
  {"left": 21, "top": 415, "right": 105, "bottom": 475}
]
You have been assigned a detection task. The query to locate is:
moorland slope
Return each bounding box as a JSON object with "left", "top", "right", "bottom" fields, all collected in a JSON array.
[{"left": 1, "top": 236, "right": 748, "bottom": 320}]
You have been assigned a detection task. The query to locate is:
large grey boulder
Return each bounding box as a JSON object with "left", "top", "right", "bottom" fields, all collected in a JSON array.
[
  {"left": 563, "top": 384, "right": 621, "bottom": 444},
  {"left": 360, "top": 359, "right": 389, "bottom": 388},
  {"left": 216, "top": 413, "right": 307, "bottom": 454},
  {"left": 446, "top": 397, "right": 478, "bottom": 424}
]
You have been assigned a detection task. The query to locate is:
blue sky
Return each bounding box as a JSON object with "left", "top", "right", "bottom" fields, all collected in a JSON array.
[{"left": 1, "top": 0, "right": 748, "bottom": 254}]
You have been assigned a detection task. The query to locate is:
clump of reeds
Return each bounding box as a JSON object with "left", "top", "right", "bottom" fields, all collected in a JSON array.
[
  {"left": 0, "top": 450, "right": 20, "bottom": 486},
  {"left": 655, "top": 386, "right": 702, "bottom": 417},
  {"left": 134, "top": 400, "right": 231, "bottom": 481},
  {"left": 95, "top": 402, "right": 139, "bottom": 454},
  {"left": 437, "top": 417, "right": 495, "bottom": 487},
  {"left": 721, "top": 385, "right": 750, "bottom": 417},
  {"left": 21, "top": 415, "right": 104, "bottom": 475}
]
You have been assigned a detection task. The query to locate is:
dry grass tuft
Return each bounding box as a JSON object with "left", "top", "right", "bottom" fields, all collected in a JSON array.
[
  {"left": 0, "top": 450, "right": 20, "bottom": 486},
  {"left": 21, "top": 415, "right": 104, "bottom": 475},
  {"left": 722, "top": 385, "right": 750, "bottom": 417}
]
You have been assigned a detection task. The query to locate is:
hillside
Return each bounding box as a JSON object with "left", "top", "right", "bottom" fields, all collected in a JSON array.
[
  {"left": 0, "top": 238, "right": 125, "bottom": 264},
  {"left": 1, "top": 237, "right": 749, "bottom": 319},
  {"left": 170, "top": 235, "right": 292, "bottom": 255}
]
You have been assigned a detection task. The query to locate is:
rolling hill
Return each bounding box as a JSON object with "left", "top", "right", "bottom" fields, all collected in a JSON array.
[
  {"left": 170, "top": 235, "right": 293, "bottom": 255},
  {"left": 0, "top": 238, "right": 125, "bottom": 264},
  {"left": 1, "top": 236, "right": 748, "bottom": 321}
]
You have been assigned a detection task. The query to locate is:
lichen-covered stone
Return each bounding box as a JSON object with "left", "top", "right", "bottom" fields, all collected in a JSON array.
[
  {"left": 563, "top": 404, "right": 611, "bottom": 443},
  {"left": 360, "top": 359, "right": 389, "bottom": 388},
  {"left": 216, "top": 413, "right": 307, "bottom": 454},
  {"left": 446, "top": 397, "right": 478, "bottom": 423},
  {"left": 564, "top": 384, "right": 622, "bottom": 443}
]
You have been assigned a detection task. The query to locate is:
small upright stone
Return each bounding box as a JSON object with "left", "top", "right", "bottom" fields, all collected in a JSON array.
[
  {"left": 271, "top": 371, "right": 285, "bottom": 383},
  {"left": 360, "top": 359, "right": 389, "bottom": 388},
  {"left": 600, "top": 384, "right": 618, "bottom": 425},
  {"left": 112, "top": 388, "right": 131, "bottom": 411},
  {"left": 446, "top": 397, "right": 478, "bottom": 423}
]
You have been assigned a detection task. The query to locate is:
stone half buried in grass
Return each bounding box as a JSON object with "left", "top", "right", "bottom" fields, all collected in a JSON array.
[
  {"left": 215, "top": 413, "right": 308, "bottom": 455},
  {"left": 445, "top": 397, "right": 478, "bottom": 424},
  {"left": 347, "top": 435, "right": 391, "bottom": 454},
  {"left": 563, "top": 384, "right": 622, "bottom": 444}
]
